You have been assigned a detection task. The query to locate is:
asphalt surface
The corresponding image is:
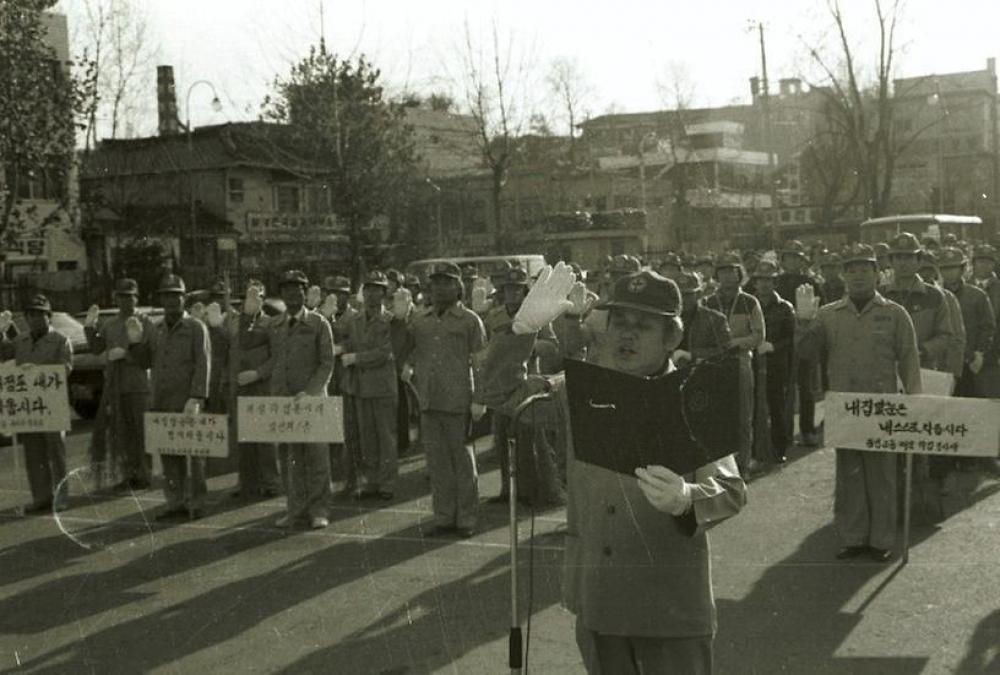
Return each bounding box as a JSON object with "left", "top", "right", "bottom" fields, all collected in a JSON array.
[{"left": 1, "top": 406, "right": 999, "bottom": 674}]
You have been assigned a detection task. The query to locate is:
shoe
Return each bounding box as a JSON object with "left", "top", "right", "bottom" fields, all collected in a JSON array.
[
  {"left": 189, "top": 509, "right": 205, "bottom": 521},
  {"left": 801, "top": 433, "right": 819, "bottom": 448},
  {"left": 487, "top": 493, "right": 510, "bottom": 505},
  {"left": 377, "top": 490, "right": 394, "bottom": 501},
  {"left": 23, "top": 501, "right": 52, "bottom": 514},
  {"left": 836, "top": 545, "right": 869, "bottom": 560},
  {"left": 154, "top": 507, "right": 187, "bottom": 522},
  {"left": 127, "top": 477, "right": 151, "bottom": 490},
  {"left": 230, "top": 490, "right": 245, "bottom": 500},
  {"left": 311, "top": 516, "right": 329, "bottom": 529},
  {"left": 427, "top": 524, "right": 456, "bottom": 537},
  {"left": 261, "top": 488, "right": 281, "bottom": 498},
  {"left": 354, "top": 489, "right": 379, "bottom": 501},
  {"left": 456, "top": 526, "right": 476, "bottom": 539},
  {"left": 869, "top": 547, "right": 893, "bottom": 562},
  {"left": 773, "top": 451, "right": 788, "bottom": 464}
]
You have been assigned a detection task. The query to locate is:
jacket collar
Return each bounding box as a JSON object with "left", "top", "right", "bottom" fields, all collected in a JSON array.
[{"left": 832, "top": 291, "right": 888, "bottom": 315}]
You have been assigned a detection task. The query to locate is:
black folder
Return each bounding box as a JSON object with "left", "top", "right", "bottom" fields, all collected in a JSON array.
[{"left": 565, "top": 355, "right": 742, "bottom": 477}]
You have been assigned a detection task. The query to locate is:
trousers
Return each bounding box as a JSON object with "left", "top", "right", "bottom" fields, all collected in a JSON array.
[
  {"left": 22, "top": 432, "right": 67, "bottom": 507},
  {"left": 834, "top": 448, "right": 897, "bottom": 549},
  {"left": 575, "top": 619, "right": 714, "bottom": 674},
  {"left": 162, "top": 455, "right": 207, "bottom": 510},
  {"left": 280, "top": 443, "right": 332, "bottom": 520},
  {"left": 356, "top": 395, "right": 398, "bottom": 490},
  {"left": 422, "top": 411, "right": 478, "bottom": 529},
  {"left": 106, "top": 391, "right": 151, "bottom": 483}
]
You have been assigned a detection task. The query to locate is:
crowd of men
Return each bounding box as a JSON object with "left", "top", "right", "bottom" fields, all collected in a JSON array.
[{"left": 8, "top": 231, "right": 1000, "bottom": 672}]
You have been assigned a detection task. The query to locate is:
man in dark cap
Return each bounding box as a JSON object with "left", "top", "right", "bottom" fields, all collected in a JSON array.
[
  {"left": 1, "top": 295, "right": 73, "bottom": 512},
  {"left": 270, "top": 270, "right": 335, "bottom": 528},
  {"left": 130, "top": 275, "right": 211, "bottom": 520},
  {"left": 673, "top": 271, "right": 731, "bottom": 369},
  {"left": 340, "top": 270, "right": 399, "bottom": 500},
  {"left": 751, "top": 261, "right": 796, "bottom": 464},
  {"left": 83, "top": 277, "right": 158, "bottom": 490},
  {"left": 322, "top": 274, "right": 362, "bottom": 495}
]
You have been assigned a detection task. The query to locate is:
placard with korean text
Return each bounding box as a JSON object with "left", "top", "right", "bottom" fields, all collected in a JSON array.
[
  {"left": 0, "top": 365, "right": 71, "bottom": 433},
  {"left": 144, "top": 413, "right": 229, "bottom": 458},
  {"left": 237, "top": 396, "right": 343, "bottom": 443}
]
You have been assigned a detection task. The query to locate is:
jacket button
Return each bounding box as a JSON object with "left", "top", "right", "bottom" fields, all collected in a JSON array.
[
  {"left": 602, "top": 545, "right": 612, "bottom": 557},
  {"left": 606, "top": 504, "right": 615, "bottom": 515}
]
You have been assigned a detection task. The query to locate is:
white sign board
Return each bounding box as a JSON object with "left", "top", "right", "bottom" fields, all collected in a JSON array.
[
  {"left": 919, "top": 368, "right": 954, "bottom": 397},
  {"left": 826, "top": 392, "right": 999, "bottom": 457},
  {"left": 237, "top": 396, "right": 343, "bottom": 444},
  {"left": 144, "top": 413, "right": 229, "bottom": 458},
  {"left": 0, "top": 365, "right": 71, "bottom": 433}
]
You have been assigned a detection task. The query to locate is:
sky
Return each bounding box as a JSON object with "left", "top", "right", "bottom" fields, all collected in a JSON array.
[{"left": 55, "top": 0, "right": 1000, "bottom": 139}]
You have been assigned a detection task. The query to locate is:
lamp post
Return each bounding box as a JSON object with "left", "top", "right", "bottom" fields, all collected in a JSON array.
[
  {"left": 185, "top": 80, "right": 222, "bottom": 277},
  {"left": 929, "top": 81, "right": 949, "bottom": 214}
]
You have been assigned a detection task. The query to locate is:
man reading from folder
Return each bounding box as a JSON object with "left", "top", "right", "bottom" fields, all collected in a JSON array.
[{"left": 500, "top": 265, "right": 747, "bottom": 674}]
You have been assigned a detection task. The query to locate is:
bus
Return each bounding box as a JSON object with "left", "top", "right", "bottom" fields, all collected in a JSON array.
[
  {"left": 404, "top": 255, "right": 547, "bottom": 282},
  {"left": 859, "top": 214, "right": 989, "bottom": 244}
]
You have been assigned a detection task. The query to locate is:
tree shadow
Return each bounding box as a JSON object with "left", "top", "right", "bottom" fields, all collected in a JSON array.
[{"left": 957, "top": 608, "right": 1000, "bottom": 673}]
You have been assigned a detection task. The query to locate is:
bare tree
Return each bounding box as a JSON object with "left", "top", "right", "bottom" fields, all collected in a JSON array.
[
  {"left": 546, "top": 56, "right": 592, "bottom": 164},
  {"left": 453, "top": 19, "right": 537, "bottom": 249}
]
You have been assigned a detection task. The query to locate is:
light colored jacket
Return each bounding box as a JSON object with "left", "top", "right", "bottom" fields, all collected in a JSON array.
[{"left": 268, "top": 309, "right": 334, "bottom": 397}]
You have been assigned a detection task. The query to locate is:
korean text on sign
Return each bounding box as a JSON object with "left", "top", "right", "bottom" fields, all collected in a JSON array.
[
  {"left": 237, "top": 396, "right": 344, "bottom": 444},
  {"left": 0, "top": 365, "right": 71, "bottom": 433},
  {"left": 826, "top": 392, "right": 1000, "bottom": 458},
  {"left": 144, "top": 413, "right": 229, "bottom": 458}
]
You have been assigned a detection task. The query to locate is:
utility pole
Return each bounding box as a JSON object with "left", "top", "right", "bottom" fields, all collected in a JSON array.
[{"left": 758, "top": 22, "right": 778, "bottom": 246}]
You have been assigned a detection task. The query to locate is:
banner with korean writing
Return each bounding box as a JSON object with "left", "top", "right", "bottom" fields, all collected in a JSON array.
[
  {"left": 826, "top": 392, "right": 999, "bottom": 457},
  {"left": 0, "top": 365, "right": 71, "bottom": 433},
  {"left": 144, "top": 413, "right": 229, "bottom": 458},
  {"left": 237, "top": 396, "right": 343, "bottom": 444}
]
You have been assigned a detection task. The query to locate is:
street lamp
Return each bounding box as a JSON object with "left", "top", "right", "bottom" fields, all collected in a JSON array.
[
  {"left": 185, "top": 80, "right": 222, "bottom": 277},
  {"left": 928, "top": 82, "right": 949, "bottom": 213}
]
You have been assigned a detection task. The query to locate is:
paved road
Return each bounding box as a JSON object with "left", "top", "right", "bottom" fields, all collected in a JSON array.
[{"left": 1, "top": 408, "right": 998, "bottom": 674}]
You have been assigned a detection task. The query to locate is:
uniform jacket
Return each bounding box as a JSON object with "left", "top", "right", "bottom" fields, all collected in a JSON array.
[
  {"left": 798, "top": 293, "right": 921, "bottom": 395},
  {"left": 131, "top": 313, "right": 211, "bottom": 412},
  {"left": 478, "top": 304, "right": 558, "bottom": 402},
  {"left": 329, "top": 306, "right": 358, "bottom": 395},
  {"left": 206, "top": 308, "right": 241, "bottom": 402},
  {"left": 704, "top": 290, "right": 765, "bottom": 354},
  {"left": 2, "top": 328, "right": 72, "bottom": 373},
  {"left": 757, "top": 290, "right": 796, "bottom": 364},
  {"left": 821, "top": 277, "right": 846, "bottom": 304},
  {"left": 233, "top": 311, "right": 274, "bottom": 397},
  {"left": 401, "top": 302, "right": 486, "bottom": 414},
  {"left": 679, "top": 305, "right": 732, "bottom": 362},
  {"left": 776, "top": 271, "right": 824, "bottom": 307},
  {"left": 881, "top": 277, "right": 954, "bottom": 370},
  {"left": 974, "top": 275, "right": 1000, "bottom": 361},
  {"left": 940, "top": 286, "right": 967, "bottom": 378},
  {"left": 85, "top": 313, "right": 157, "bottom": 394},
  {"left": 944, "top": 280, "right": 995, "bottom": 363},
  {"left": 343, "top": 305, "right": 398, "bottom": 399},
  {"left": 268, "top": 308, "right": 334, "bottom": 397}
]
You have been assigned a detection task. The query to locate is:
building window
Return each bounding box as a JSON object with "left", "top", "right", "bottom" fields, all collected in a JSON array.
[
  {"left": 5, "top": 164, "right": 64, "bottom": 201},
  {"left": 274, "top": 184, "right": 300, "bottom": 213},
  {"left": 57, "top": 260, "right": 78, "bottom": 271},
  {"left": 781, "top": 209, "right": 791, "bottom": 223},
  {"left": 305, "top": 184, "right": 330, "bottom": 212},
  {"left": 228, "top": 178, "right": 245, "bottom": 204}
]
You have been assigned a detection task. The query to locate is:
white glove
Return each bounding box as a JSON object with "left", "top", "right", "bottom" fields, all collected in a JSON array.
[
  {"left": 635, "top": 465, "right": 692, "bottom": 516},
  {"left": 125, "top": 316, "right": 143, "bottom": 344},
  {"left": 294, "top": 390, "right": 312, "bottom": 401},
  {"left": 107, "top": 347, "right": 127, "bottom": 361},
  {"left": 319, "top": 293, "right": 338, "bottom": 320},
  {"left": 243, "top": 285, "right": 263, "bottom": 316},
  {"left": 188, "top": 302, "right": 206, "bottom": 322},
  {"left": 567, "top": 282, "right": 589, "bottom": 315},
  {"left": 401, "top": 364, "right": 414, "bottom": 383},
  {"left": 391, "top": 288, "right": 413, "bottom": 320},
  {"left": 758, "top": 341, "right": 775, "bottom": 355},
  {"left": 237, "top": 370, "right": 259, "bottom": 386},
  {"left": 470, "top": 402, "right": 487, "bottom": 421},
  {"left": 205, "top": 302, "right": 224, "bottom": 328},
  {"left": 183, "top": 398, "right": 202, "bottom": 415},
  {"left": 0, "top": 310, "right": 12, "bottom": 334},
  {"left": 306, "top": 285, "right": 322, "bottom": 309},
  {"left": 333, "top": 343, "right": 345, "bottom": 356},
  {"left": 341, "top": 352, "right": 358, "bottom": 367},
  {"left": 511, "top": 262, "right": 575, "bottom": 335},
  {"left": 795, "top": 284, "right": 820, "bottom": 321},
  {"left": 671, "top": 349, "right": 692, "bottom": 364},
  {"left": 970, "top": 351, "right": 985, "bottom": 374},
  {"left": 471, "top": 279, "right": 491, "bottom": 313},
  {"left": 84, "top": 304, "right": 100, "bottom": 328}
]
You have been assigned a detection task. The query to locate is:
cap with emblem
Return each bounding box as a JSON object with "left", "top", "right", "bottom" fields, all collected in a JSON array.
[
  {"left": 279, "top": 269, "right": 310, "bottom": 288},
  {"left": 676, "top": 271, "right": 703, "bottom": 294},
  {"left": 919, "top": 251, "right": 938, "bottom": 269},
  {"left": 25, "top": 293, "right": 52, "bottom": 314},
  {"left": 937, "top": 247, "right": 966, "bottom": 268},
  {"left": 609, "top": 254, "right": 641, "bottom": 275},
  {"left": 873, "top": 242, "right": 890, "bottom": 257},
  {"left": 323, "top": 275, "right": 351, "bottom": 293},
  {"left": 751, "top": 261, "right": 780, "bottom": 278},
  {"left": 819, "top": 251, "right": 843, "bottom": 268},
  {"left": 972, "top": 244, "right": 997, "bottom": 263},
  {"left": 158, "top": 274, "right": 186, "bottom": 294},
  {"left": 403, "top": 273, "right": 421, "bottom": 288},
  {"left": 714, "top": 252, "right": 743, "bottom": 270},
  {"left": 489, "top": 260, "right": 515, "bottom": 283},
  {"left": 842, "top": 243, "right": 878, "bottom": 265},
  {"left": 597, "top": 270, "right": 681, "bottom": 317},
  {"left": 501, "top": 267, "right": 530, "bottom": 287},
  {"left": 888, "top": 232, "right": 923, "bottom": 255},
  {"left": 209, "top": 279, "right": 230, "bottom": 296},
  {"left": 781, "top": 240, "right": 809, "bottom": 259},
  {"left": 659, "top": 252, "right": 682, "bottom": 269},
  {"left": 114, "top": 278, "right": 139, "bottom": 296},
  {"left": 363, "top": 270, "right": 390, "bottom": 288},
  {"left": 385, "top": 269, "right": 403, "bottom": 285},
  {"left": 428, "top": 261, "right": 462, "bottom": 280},
  {"left": 461, "top": 264, "right": 478, "bottom": 279}
]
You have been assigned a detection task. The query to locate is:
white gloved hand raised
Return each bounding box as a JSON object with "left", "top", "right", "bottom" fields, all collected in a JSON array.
[
  {"left": 306, "top": 285, "right": 322, "bottom": 310},
  {"left": 319, "top": 293, "right": 338, "bottom": 320},
  {"left": 333, "top": 343, "right": 345, "bottom": 356},
  {"left": 471, "top": 284, "right": 490, "bottom": 314},
  {"left": 758, "top": 341, "right": 775, "bottom": 355},
  {"left": 205, "top": 302, "right": 224, "bottom": 328},
  {"left": 107, "top": 347, "right": 127, "bottom": 361},
  {"left": 511, "top": 262, "right": 576, "bottom": 335},
  {"left": 125, "top": 316, "right": 144, "bottom": 344},
  {"left": 0, "top": 310, "right": 12, "bottom": 335},
  {"left": 671, "top": 349, "right": 692, "bottom": 364},
  {"left": 567, "top": 282, "right": 589, "bottom": 315},
  {"left": 341, "top": 353, "right": 358, "bottom": 367},
  {"left": 243, "top": 285, "right": 263, "bottom": 316},
  {"left": 401, "top": 363, "right": 414, "bottom": 383},
  {"left": 183, "top": 398, "right": 202, "bottom": 415},
  {"left": 391, "top": 288, "right": 413, "bottom": 320},
  {"left": 635, "top": 465, "right": 692, "bottom": 516},
  {"left": 84, "top": 304, "right": 100, "bottom": 328},
  {"left": 188, "top": 302, "right": 206, "bottom": 322},
  {"left": 970, "top": 351, "right": 985, "bottom": 374},
  {"left": 470, "top": 402, "right": 487, "bottom": 421},
  {"left": 237, "top": 370, "right": 259, "bottom": 386},
  {"left": 795, "top": 284, "right": 820, "bottom": 321}
]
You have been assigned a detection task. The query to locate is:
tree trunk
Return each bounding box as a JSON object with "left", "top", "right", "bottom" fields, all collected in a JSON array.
[{"left": 492, "top": 166, "right": 504, "bottom": 251}]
